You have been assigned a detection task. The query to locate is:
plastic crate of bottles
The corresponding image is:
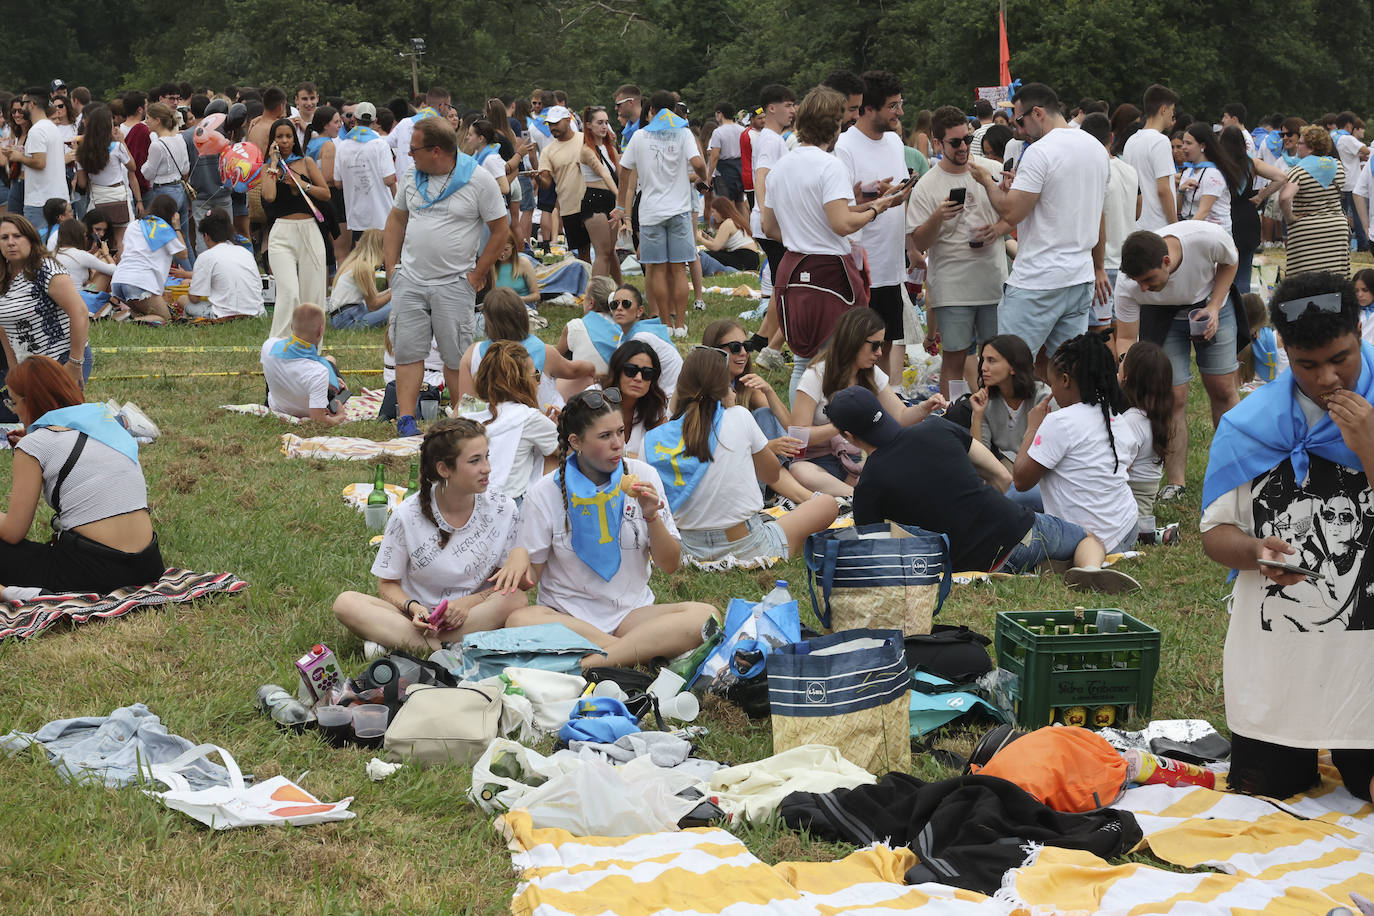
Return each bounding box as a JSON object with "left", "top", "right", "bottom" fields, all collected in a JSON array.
[{"left": 994, "top": 608, "right": 1160, "bottom": 729}]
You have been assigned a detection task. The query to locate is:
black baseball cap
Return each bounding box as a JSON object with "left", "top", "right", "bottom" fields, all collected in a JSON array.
[{"left": 828, "top": 386, "right": 901, "bottom": 448}]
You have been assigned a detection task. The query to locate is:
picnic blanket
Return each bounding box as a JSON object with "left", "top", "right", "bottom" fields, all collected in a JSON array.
[
  {"left": 341, "top": 482, "right": 407, "bottom": 513},
  {"left": 703, "top": 284, "right": 763, "bottom": 299},
  {"left": 680, "top": 506, "right": 854, "bottom": 572},
  {"left": 281, "top": 432, "right": 422, "bottom": 460},
  {"left": 222, "top": 388, "right": 386, "bottom": 424},
  {"left": 0, "top": 569, "right": 247, "bottom": 640}
]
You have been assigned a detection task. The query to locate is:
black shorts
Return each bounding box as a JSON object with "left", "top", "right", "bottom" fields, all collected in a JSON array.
[
  {"left": 1229, "top": 732, "right": 1374, "bottom": 801},
  {"left": 0, "top": 529, "right": 165, "bottom": 595},
  {"left": 712, "top": 158, "right": 745, "bottom": 201},
  {"left": 756, "top": 237, "right": 786, "bottom": 275},
  {"left": 562, "top": 211, "right": 590, "bottom": 253},
  {"left": 580, "top": 187, "right": 617, "bottom": 220},
  {"left": 537, "top": 182, "right": 558, "bottom": 213},
  {"left": 868, "top": 284, "right": 905, "bottom": 341}
]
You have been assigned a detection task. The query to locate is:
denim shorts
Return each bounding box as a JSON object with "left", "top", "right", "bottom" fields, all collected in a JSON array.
[
  {"left": 639, "top": 212, "right": 695, "bottom": 264},
  {"left": 996, "top": 512, "right": 1086, "bottom": 573},
  {"left": 517, "top": 175, "right": 535, "bottom": 213},
  {"left": 679, "top": 513, "right": 790, "bottom": 563},
  {"left": 934, "top": 303, "right": 998, "bottom": 352},
  {"left": 997, "top": 281, "right": 1092, "bottom": 358},
  {"left": 1161, "top": 300, "right": 1239, "bottom": 384},
  {"left": 796, "top": 451, "right": 847, "bottom": 482},
  {"left": 112, "top": 282, "right": 158, "bottom": 302}
]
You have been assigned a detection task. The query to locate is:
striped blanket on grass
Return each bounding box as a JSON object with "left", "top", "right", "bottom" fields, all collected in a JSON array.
[
  {"left": 501, "top": 762, "right": 1374, "bottom": 915},
  {"left": 0, "top": 569, "right": 247, "bottom": 640},
  {"left": 221, "top": 388, "right": 386, "bottom": 424},
  {"left": 281, "top": 432, "right": 422, "bottom": 461}
]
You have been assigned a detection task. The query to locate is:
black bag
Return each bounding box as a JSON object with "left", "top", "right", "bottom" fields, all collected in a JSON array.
[
  {"left": 350, "top": 650, "right": 457, "bottom": 716},
  {"left": 1231, "top": 167, "right": 1262, "bottom": 253},
  {"left": 903, "top": 624, "right": 993, "bottom": 684},
  {"left": 582, "top": 667, "right": 664, "bottom": 725}
]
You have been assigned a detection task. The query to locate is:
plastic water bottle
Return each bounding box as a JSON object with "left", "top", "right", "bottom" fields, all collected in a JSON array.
[
  {"left": 255, "top": 684, "right": 313, "bottom": 731},
  {"left": 757, "top": 580, "right": 793, "bottom": 616}
]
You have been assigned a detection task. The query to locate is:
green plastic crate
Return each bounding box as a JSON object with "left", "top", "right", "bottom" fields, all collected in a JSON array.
[{"left": 993, "top": 609, "right": 1161, "bottom": 728}]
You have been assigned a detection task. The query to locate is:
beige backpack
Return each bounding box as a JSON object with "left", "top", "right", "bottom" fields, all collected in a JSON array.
[{"left": 383, "top": 683, "right": 501, "bottom": 767}]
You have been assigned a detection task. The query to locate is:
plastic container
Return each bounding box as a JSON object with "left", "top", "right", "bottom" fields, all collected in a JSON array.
[
  {"left": 351, "top": 704, "right": 389, "bottom": 748},
  {"left": 315, "top": 705, "right": 352, "bottom": 747},
  {"left": 255, "top": 684, "right": 313, "bottom": 731},
  {"left": 1123, "top": 748, "right": 1216, "bottom": 788},
  {"left": 994, "top": 608, "right": 1160, "bottom": 728},
  {"left": 759, "top": 580, "right": 793, "bottom": 613},
  {"left": 363, "top": 504, "right": 388, "bottom": 531},
  {"left": 1189, "top": 309, "right": 1211, "bottom": 346}
]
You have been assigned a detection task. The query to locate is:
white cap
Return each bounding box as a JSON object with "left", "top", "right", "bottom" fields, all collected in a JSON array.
[{"left": 543, "top": 105, "right": 573, "bottom": 124}]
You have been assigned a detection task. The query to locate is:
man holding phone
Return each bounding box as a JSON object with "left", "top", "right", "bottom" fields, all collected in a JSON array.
[
  {"left": 906, "top": 106, "right": 1008, "bottom": 399},
  {"left": 1200, "top": 270, "right": 1374, "bottom": 805}
]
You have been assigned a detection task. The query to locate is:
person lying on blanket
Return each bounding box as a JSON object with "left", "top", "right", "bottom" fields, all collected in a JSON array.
[
  {"left": 259, "top": 302, "right": 350, "bottom": 425},
  {"left": 1200, "top": 270, "right": 1374, "bottom": 802},
  {"left": 643, "top": 346, "right": 836, "bottom": 565},
  {"left": 827, "top": 385, "right": 1140, "bottom": 594},
  {"left": 334, "top": 418, "right": 528, "bottom": 655},
  {"left": 171, "top": 208, "right": 265, "bottom": 321},
  {"left": 493, "top": 388, "right": 719, "bottom": 668},
  {"left": 0, "top": 355, "right": 165, "bottom": 593}
]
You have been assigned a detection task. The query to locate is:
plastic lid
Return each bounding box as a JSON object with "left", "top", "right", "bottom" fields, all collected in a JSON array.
[
  {"left": 775, "top": 579, "right": 788, "bottom": 588},
  {"left": 312, "top": 644, "right": 325, "bottom": 654}
]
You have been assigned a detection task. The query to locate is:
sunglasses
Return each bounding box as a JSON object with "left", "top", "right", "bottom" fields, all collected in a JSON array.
[
  {"left": 1014, "top": 105, "right": 1040, "bottom": 128},
  {"left": 52, "top": 103, "right": 66, "bottom": 109},
  {"left": 621, "top": 363, "right": 660, "bottom": 380},
  {"left": 690, "top": 344, "right": 731, "bottom": 361},
  {"left": 717, "top": 340, "right": 747, "bottom": 354},
  {"left": 944, "top": 135, "right": 971, "bottom": 147},
  {"left": 865, "top": 339, "right": 885, "bottom": 352},
  {"left": 1276, "top": 292, "right": 1342, "bottom": 321},
  {"left": 573, "top": 387, "right": 623, "bottom": 409},
  {"left": 2, "top": 396, "right": 13, "bottom": 412},
  {"left": 609, "top": 297, "right": 639, "bottom": 311},
  {"left": 1281, "top": 131, "right": 1300, "bottom": 138},
  {"left": 1321, "top": 508, "right": 1357, "bottom": 523}
]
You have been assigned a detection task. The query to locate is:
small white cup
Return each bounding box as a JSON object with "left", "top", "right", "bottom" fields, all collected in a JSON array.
[
  {"left": 419, "top": 399, "right": 439, "bottom": 421},
  {"left": 363, "top": 504, "right": 388, "bottom": 531},
  {"left": 591, "top": 680, "right": 627, "bottom": 701},
  {"left": 648, "top": 667, "right": 686, "bottom": 702},
  {"left": 659, "top": 690, "right": 700, "bottom": 722}
]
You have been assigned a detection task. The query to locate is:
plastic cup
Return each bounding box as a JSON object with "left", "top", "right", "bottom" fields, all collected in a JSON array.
[
  {"left": 1137, "top": 514, "right": 1156, "bottom": 535},
  {"left": 1188, "top": 309, "right": 1211, "bottom": 346},
  {"left": 660, "top": 690, "right": 700, "bottom": 722},
  {"left": 947, "top": 380, "right": 970, "bottom": 401},
  {"left": 1097, "top": 610, "right": 1123, "bottom": 633},
  {"left": 351, "top": 704, "right": 388, "bottom": 748},
  {"left": 648, "top": 667, "right": 687, "bottom": 702},
  {"left": 363, "top": 504, "right": 388, "bottom": 531},
  {"left": 315, "top": 705, "right": 352, "bottom": 748},
  {"left": 786, "top": 426, "right": 811, "bottom": 449},
  {"left": 591, "top": 680, "right": 627, "bottom": 701},
  {"left": 419, "top": 399, "right": 439, "bottom": 421},
  {"left": 967, "top": 223, "right": 985, "bottom": 248}
]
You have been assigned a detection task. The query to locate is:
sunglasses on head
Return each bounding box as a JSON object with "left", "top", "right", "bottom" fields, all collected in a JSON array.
[
  {"left": 573, "top": 387, "right": 623, "bottom": 410},
  {"left": 609, "top": 297, "right": 638, "bottom": 311},
  {"left": 1276, "top": 292, "right": 1342, "bottom": 321},
  {"left": 690, "top": 344, "right": 731, "bottom": 361},
  {"left": 944, "top": 135, "right": 971, "bottom": 147},
  {"left": 621, "top": 363, "right": 660, "bottom": 380}
]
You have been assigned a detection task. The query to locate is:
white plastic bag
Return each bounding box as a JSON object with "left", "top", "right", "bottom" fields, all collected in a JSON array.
[
  {"left": 500, "top": 668, "right": 586, "bottom": 735},
  {"left": 469, "top": 737, "right": 571, "bottom": 814},
  {"left": 518, "top": 756, "right": 700, "bottom": 836},
  {"left": 145, "top": 744, "right": 354, "bottom": 830}
]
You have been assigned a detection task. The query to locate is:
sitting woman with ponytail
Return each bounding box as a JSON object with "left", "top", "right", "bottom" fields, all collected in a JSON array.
[
  {"left": 457, "top": 287, "right": 595, "bottom": 410},
  {"left": 1013, "top": 332, "right": 1143, "bottom": 567},
  {"left": 498, "top": 388, "right": 717, "bottom": 668},
  {"left": 472, "top": 340, "right": 559, "bottom": 502},
  {"left": 333, "top": 418, "right": 527, "bottom": 653},
  {"left": 645, "top": 347, "right": 838, "bottom": 564}
]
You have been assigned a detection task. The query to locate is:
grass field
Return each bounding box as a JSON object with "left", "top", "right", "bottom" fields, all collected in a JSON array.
[{"left": 0, "top": 269, "right": 1302, "bottom": 913}]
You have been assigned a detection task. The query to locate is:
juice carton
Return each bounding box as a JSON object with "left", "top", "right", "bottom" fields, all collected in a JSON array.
[{"left": 295, "top": 644, "right": 343, "bottom": 705}]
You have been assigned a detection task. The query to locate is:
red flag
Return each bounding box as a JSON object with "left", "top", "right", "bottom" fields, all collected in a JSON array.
[{"left": 999, "top": 10, "right": 1011, "bottom": 87}]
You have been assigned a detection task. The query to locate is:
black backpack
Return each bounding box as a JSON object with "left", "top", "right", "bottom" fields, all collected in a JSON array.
[{"left": 903, "top": 625, "right": 993, "bottom": 684}]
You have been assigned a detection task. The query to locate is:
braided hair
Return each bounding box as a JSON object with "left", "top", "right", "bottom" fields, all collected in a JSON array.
[
  {"left": 417, "top": 417, "right": 487, "bottom": 548},
  {"left": 555, "top": 390, "right": 624, "bottom": 532},
  {"left": 1049, "top": 331, "right": 1128, "bottom": 473}
]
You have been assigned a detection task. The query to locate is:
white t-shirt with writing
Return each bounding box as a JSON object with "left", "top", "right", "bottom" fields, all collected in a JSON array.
[
  {"left": 1122, "top": 128, "right": 1176, "bottom": 231},
  {"left": 519, "top": 457, "right": 680, "bottom": 633},
  {"left": 1104, "top": 157, "right": 1139, "bottom": 271},
  {"left": 1179, "top": 165, "right": 1231, "bottom": 233},
  {"left": 260, "top": 337, "right": 330, "bottom": 417},
  {"left": 189, "top": 242, "right": 265, "bottom": 318},
  {"left": 764, "top": 146, "right": 854, "bottom": 257},
  {"left": 1112, "top": 221, "right": 1238, "bottom": 323},
  {"left": 392, "top": 165, "right": 507, "bottom": 283},
  {"left": 620, "top": 126, "right": 697, "bottom": 225},
  {"left": 24, "top": 119, "right": 69, "bottom": 205},
  {"left": 834, "top": 128, "right": 908, "bottom": 287},
  {"left": 371, "top": 490, "right": 520, "bottom": 610},
  {"left": 1026, "top": 401, "right": 1140, "bottom": 552},
  {"left": 336, "top": 137, "right": 396, "bottom": 231},
  {"left": 905, "top": 158, "right": 1008, "bottom": 307},
  {"left": 1007, "top": 127, "right": 1108, "bottom": 290},
  {"left": 672, "top": 405, "right": 769, "bottom": 531},
  {"left": 749, "top": 129, "right": 789, "bottom": 237}
]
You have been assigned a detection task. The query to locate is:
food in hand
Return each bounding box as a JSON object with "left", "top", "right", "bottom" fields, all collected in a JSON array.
[{"left": 619, "top": 474, "right": 640, "bottom": 495}]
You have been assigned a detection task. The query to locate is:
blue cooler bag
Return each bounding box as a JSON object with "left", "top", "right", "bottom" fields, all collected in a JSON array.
[{"left": 804, "top": 522, "right": 952, "bottom": 635}]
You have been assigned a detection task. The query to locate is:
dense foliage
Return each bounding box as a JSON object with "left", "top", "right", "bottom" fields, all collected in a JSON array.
[{"left": 2, "top": 0, "right": 1371, "bottom": 120}]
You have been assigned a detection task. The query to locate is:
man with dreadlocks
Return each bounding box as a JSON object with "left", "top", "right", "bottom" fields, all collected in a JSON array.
[{"left": 1013, "top": 332, "right": 1144, "bottom": 590}]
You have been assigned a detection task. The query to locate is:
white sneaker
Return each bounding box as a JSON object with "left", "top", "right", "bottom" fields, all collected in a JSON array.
[
  {"left": 756, "top": 347, "right": 784, "bottom": 371},
  {"left": 672, "top": 326, "right": 688, "bottom": 339},
  {"left": 693, "top": 298, "right": 707, "bottom": 311},
  {"left": 364, "top": 641, "right": 388, "bottom": 661}
]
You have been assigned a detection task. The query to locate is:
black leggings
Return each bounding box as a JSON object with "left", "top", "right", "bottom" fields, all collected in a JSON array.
[
  {"left": 0, "top": 530, "right": 164, "bottom": 594},
  {"left": 1229, "top": 732, "right": 1374, "bottom": 801},
  {"left": 712, "top": 247, "right": 762, "bottom": 271}
]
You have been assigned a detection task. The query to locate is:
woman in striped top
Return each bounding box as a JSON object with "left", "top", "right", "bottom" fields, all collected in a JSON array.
[
  {"left": 0, "top": 214, "right": 90, "bottom": 387},
  {"left": 1280, "top": 125, "right": 1350, "bottom": 277}
]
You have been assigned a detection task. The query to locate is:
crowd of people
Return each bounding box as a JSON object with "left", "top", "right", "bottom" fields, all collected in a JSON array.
[{"left": 0, "top": 71, "right": 1371, "bottom": 801}]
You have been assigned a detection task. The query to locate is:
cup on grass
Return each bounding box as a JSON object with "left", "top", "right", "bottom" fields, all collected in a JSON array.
[
  {"left": 351, "top": 704, "right": 388, "bottom": 748},
  {"left": 315, "top": 705, "right": 351, "bottom": 747},
  {"left": 363, "top": 504, "right": 388, "bottom": 531}
]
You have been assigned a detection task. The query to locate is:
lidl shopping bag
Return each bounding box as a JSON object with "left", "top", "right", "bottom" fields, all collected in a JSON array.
[
  {"left": 805, "top": 522, "right": 951, "bottom": 635},
  {"left": 768, "top": 628, "right": 911, "bottom": 775}
]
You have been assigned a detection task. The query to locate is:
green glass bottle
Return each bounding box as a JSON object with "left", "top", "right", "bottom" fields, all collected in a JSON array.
[
  {"left": 367, "top": 463, "right": 388, "bottom": 506},
  {"left": 404, "top": 461, "right": 420, "bottom": 500}
]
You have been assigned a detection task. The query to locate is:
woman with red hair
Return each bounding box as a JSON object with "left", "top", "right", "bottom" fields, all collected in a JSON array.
[{"left": 0, "top": 355, "right": 163, "bottom": 592}]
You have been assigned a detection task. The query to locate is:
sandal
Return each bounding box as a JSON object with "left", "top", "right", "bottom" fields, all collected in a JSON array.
[{"left": 1158, "top": 484, "right": 1187, "bottom": 502}]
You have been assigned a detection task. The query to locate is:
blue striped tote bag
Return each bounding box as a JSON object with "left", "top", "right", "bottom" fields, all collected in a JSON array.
[{"left": 804, "top": 522, "right": 952, "bottom": 636}]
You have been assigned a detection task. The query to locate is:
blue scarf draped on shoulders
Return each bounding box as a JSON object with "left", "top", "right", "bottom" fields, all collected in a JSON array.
[
  {"left": 478, "top": 334, "right": 546, "bottom": 372},
  {"left": 583, "top": 313, "right": 671, "bottom": 364},
  {"left": 1203, "top": 340, "right": 1374, "bottom": 509},
  {"left": 641, "top": 110, "right": 689, "bottom": 133},
  {"left": 528, "top": 115, "right": 551, "bottom": 138},
  {"left": 342, "top": 126, "right": 380, "bottom": 143},
  {"left": 414, "top": 154, "right": 479, "bottom": 209},
  {"left": 643, "top": 407, "right": 720, "bottom": 513},
  {"left": 474, "top": 143, "right": 500, "bottom": 165},
  {"left": 305, "top": 137, "right": 327, "bottom": 161},
  {"left": 1296, "top": 154, "right": 1339, "bottom": 188},
  {"left": 559, "top": 454, "right": 625, "bottom": 581},
  {"left": 268, "top": 335, "right": 341, "bottom": 389},
  {"left": 1251, "top": 327, "right": 1280, "bottom": 383},
  {"left": 137, "top": 216, "right": 179, "bottom": 251},
  {"left": 29, "top": 403, "right": 139, "bottom": 465}
]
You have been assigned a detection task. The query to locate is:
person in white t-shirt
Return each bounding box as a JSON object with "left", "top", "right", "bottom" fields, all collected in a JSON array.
[
  {"left": 1079, "top": 113, "right": 1139, "bottom": 335},
  {"left": 496, "top": 389, "right": 719, "bottom": 669},
  {"left": 4, "top": 90, "right": 70, "bottom": 236},
  {"left": 108, "top": 194, "right": 188, "bottom": 322},
  {"left": 1219, "top": 103, "right": 1256, "bottom": 158},
  {"left": 643, "top": 347, "right": 838, "bottom": 564},
  {"left": 174, "top": 208, "right": 264, "bottom": 319},
  {"left": 1122, "top": 85, "right": 1180, "bottom": 230},
  {"left": 51, "top": 219, "right": 115, "bottom": 293},
  {"left": 971, "top": 82, "right": 1110, "bottom": 365},
  {"left": 1334, "top": 112, "right": 1372, "bottom": 249},
  {"left": 1014, "top": 332, "right": 1142, "bottom": 564},
  {"left": 706, "top": 101, "right": 746, "bottom": 205},
  {"left": 470, "top": 341, "right": 559, "bottom": 501},
  {"left": 387, "top": 87, "right": 451, "bottom": 186},
  {"left": 834, "top": 70, "right": 913, "bottom": 379},
  {"left": 260, "top": 303, "right": 349, "bottom": 425},
  {"left": 1115, "top": 222, "right": 1240, "bottom": 499},
  {"left": 744, "top": 84, "right": 796, "bottom": 371},
  {"left": 907, "top": 105, "right": 1009, "bottom": 399},
  {"left": 1176, "top": 122, "right": 1238, "bottom": 233},
  {"left": 334, "top": 103, "right": 397, "bottom": 233},
  {"left": 334, "top": 418, "right": 528, "bottom": 653}
]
